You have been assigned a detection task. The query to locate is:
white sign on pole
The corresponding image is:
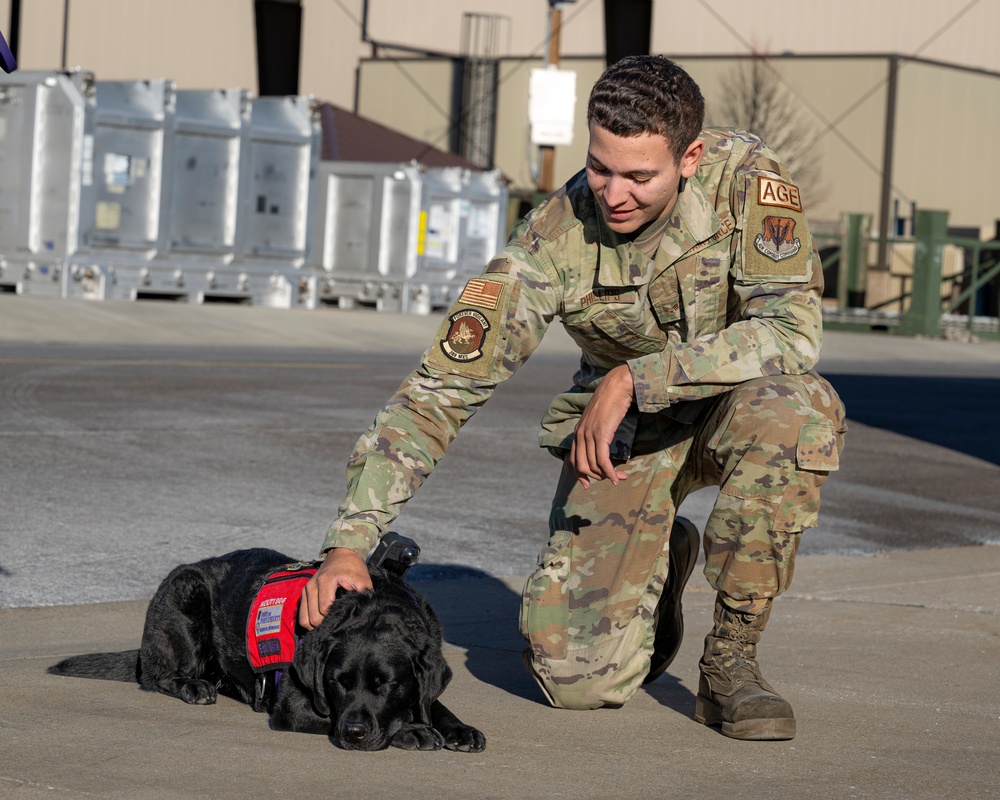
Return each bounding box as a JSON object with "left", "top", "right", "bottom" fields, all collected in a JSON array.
[{"left": 529, "top": 67, "right": 577, "bottom": 146}]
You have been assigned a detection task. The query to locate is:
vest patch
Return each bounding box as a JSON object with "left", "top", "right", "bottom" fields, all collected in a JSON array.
[{"left": 246, "top": 563, "right": 318, "bottom": 673}]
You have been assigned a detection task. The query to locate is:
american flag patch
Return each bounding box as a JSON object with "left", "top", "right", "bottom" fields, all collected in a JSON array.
[{"left": 458, "top": 278, "right": 504, "bottom": 310}]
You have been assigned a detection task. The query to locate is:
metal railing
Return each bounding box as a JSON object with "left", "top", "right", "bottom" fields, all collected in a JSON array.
[{"left": 821, "top": 210, "right": 1000, "bottom": 337}]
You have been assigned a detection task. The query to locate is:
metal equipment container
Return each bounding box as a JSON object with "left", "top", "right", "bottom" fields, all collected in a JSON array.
[
  {"left": 311, "top": 160, "right": 422, "bottom": 312},
  {"left": 68, "top": 79, "right": 177, "bottom": 301},
  {"left": 221, "top": 95, "right": 318, "bottom": 308},
  {"left": 412, "top": 166, "right": 508, "bottom": 313},
  {"left": 153, "top": 88, "right": 252, "bottom": 303},
  {"left": 0, "top": 70, "right": 95, "bottom": 297},
  {"left": 311, "top": 162, "right": 508, "bottom": 314}
]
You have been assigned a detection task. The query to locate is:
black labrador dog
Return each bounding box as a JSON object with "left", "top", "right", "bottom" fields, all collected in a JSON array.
[{"left": 48, "top": 548, "right": 485, "bottom": 752}]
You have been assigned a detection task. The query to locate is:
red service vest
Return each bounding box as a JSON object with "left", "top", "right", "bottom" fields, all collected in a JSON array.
[{"left": 246, "top": 562, "right": 318, "bottom": 673}]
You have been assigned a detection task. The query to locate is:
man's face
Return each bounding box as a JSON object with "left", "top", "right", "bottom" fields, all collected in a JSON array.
[{"left": 586, "top": 122, "right": 703, "bottom": 235}]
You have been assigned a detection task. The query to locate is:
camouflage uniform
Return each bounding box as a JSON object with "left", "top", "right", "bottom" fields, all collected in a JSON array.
[{"left": 321, "top": 128, "right": 847, "bottom": 710}]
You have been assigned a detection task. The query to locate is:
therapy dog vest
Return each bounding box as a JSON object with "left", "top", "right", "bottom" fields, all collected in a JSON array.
[{"left": 246, "top": 562, "right": 318, "bottom": 704}]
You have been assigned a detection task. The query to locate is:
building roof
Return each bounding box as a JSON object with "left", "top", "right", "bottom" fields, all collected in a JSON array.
[{"left": 318, "top": 102, "right": 483, "bottom": 170}]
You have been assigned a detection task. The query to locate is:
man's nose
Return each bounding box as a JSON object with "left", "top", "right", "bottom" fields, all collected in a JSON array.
[{"left": 603, "top": 176, "right": 629, "bottom": 207}]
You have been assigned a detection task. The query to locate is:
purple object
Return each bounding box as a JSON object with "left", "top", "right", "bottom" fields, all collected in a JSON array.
[{"left": 0, "top": 29, "right": 16, "bottom": 74}]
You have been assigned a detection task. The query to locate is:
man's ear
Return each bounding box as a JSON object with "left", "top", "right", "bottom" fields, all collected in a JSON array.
[{"left": 680, "top": 139, "right": 704, "bottom": 179}]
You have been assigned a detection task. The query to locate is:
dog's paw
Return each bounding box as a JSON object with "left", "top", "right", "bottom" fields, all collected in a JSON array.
[
  {"left": 442, "top": 724, "right": 486, "bottom": 753},
  {"left": 390, "top": 723, "right": 446, "bottom": 751},
  {"left": 177, "top": 679, "right": 217, "bottom": 705}
]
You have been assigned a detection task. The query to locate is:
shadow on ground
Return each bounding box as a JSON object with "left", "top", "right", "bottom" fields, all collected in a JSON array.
[
  {"left": 825, "top": 374, "right": 1000, "bottom": 465},
  {"left": 410, "top": 564, "right": 700, "bottom": 714}
]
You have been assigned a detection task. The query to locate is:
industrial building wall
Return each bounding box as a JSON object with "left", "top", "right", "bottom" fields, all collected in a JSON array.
[
  {"left": 359, "top": 53, "right": 999, "bottom": 237},
  {"left": 892, "top": 60, "right": 1000, "bottom": 234},
  {"left": 2, "top": 0, "right": 997, "bottom": 234},
  {"left": 0, "top": 0, "right": 362, "bottom": 106},
  {"left": 688, "top": 55, "right": 892, "bottom": 231},
  {"left": 355, "top": 60, "right": 456, "bottom": 156},
  {"left": 1, "top": 1, "right": 998, "bottom": 112}
]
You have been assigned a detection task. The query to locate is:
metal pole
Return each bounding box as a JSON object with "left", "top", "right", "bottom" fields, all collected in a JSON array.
[
  {"left": 8, "top": 0, "right": 20, "bottom": 61},
  {"left": 61, "top": 0, "right": 70, "bottom": 70},
  {"left": 876, "top": 56, "right": 898, "bottom": 271},
  {"left": 840, "top": 213, "right": 869, "bottom": 310},
  {"left": 538, "top": 2, "right": 562, "bottom": 194},
  {"left": 899, "top": 209, "right": 949, "bottom": 337}
]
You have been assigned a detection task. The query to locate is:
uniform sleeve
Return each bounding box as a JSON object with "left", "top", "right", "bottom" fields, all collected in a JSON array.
[
  {"left": 321, "top": 241, "right": 561, "bottom": 557},
  {"left": 629, "top": 158, "right": 824, "bottom": 413}
]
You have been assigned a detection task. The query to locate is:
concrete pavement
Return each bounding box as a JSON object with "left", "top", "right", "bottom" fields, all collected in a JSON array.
[
  {"left": 3, "top": 547, "right": 998, "bottom": 799},
  {"left": 1, "top": 296, "right": 999, "bottom": 798}
]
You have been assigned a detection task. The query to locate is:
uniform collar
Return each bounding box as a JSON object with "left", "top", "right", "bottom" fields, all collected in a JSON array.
[{"left": 594, "top": 173, "right": 724, "bottom": 287}]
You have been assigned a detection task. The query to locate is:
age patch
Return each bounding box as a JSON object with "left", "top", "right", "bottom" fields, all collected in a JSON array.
[
  {"left": 742, "top": 175, "right": 810, "bottom": 281},
  {"left": 758, "top": 177, "right": 802, "bottom": 212}
]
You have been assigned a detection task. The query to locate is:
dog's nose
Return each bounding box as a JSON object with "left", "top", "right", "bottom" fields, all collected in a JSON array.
[{"left": 341, "top": 722, "right": 369, "bottom": 743}]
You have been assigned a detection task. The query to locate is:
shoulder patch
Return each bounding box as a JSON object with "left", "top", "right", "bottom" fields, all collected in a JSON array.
[
  {"left": 440, "top": 309, "right": 490, "bottom": 362},
  {"left": 424, "top": 278, "right": 517, "bottom": 380},
  {"left": 741, "top": 175, "right": 810, "bottom": 282},
  {"left": 485, "top": 257, "right": 513, "bottom": 275},
  {"left": 757, "top": 177, "right": 802, "bottom": 213},
  {"left": 754, "top": 216, "right": 802, "bottom": 262},
  {"left": 458, "top": 278, "right": 504, "bottom": 310}
]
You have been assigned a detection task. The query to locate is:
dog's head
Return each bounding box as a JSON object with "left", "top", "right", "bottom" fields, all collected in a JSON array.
[{"left": 293, "top": 575, "right": 452, "bottom": 751}]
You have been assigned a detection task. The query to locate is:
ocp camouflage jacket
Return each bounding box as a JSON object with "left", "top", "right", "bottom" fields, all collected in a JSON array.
[{"left": 321, "top": 128, "right": 824, "bottom": 557}]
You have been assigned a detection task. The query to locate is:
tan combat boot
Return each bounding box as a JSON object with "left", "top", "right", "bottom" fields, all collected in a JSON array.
[
  {"left": 695, "top": 596, "right": 796, "bottom": 740},
  {"left": 643, "top": 516, "right": 700, "bottom": 684}
]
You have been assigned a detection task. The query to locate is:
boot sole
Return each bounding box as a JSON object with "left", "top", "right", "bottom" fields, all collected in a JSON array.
[
  {"left": 695, "top": 696, "right": 796, "bottom": 741},
  {"left": 643, "top": 517, "right": 701, "bottom": 684}
]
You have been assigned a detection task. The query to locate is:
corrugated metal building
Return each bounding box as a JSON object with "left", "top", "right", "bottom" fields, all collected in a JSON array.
[{"left": 3, "top": 0, "right": 998, "bottom": 235}]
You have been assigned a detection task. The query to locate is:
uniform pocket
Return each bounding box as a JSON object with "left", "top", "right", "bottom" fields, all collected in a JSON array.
[
  {"left": 519, "top": 529, "right": 575, "bottom": 661},
  {"left": 589, "top": 307, "right": 668, "bottom": 356},
  {"left": 796, "top": 421, "right": 840, "bottom": 471}
]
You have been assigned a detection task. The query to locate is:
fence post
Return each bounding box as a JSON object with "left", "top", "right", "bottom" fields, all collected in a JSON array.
[
  {"left": 899, "top": 209, "right": 949, "bottom": 336},
  {"left": 839, "top": 213, "right": 870, "bottom": 308}
]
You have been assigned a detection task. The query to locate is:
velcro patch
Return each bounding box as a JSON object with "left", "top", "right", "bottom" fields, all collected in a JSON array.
[
  {"left": 754, "top": 216, "right": 802, "bottom": 262},
  {"left": 579, "top": 287, "right": 638, "bottom": 308},
  {"left": 459, "top": 278, "right": 504, "bottom": 310},
  {"left": 742, "top": 175, "right": 810, "bottom": 281},
  {"left": 485, "top": 257, "right": 513, "bottom": 275},
  {"left": 424, "top": 277, "right": 515, "bottom": 380},
  {"left": 758, "top": 177, "right": 802, "bottom": 212},
  {"left": 440, "top": 309, "right": 490, "bottom": 362}
]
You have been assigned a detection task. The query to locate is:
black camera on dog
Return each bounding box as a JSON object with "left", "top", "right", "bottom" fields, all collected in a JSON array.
[{"left": 367, "top": 532, "right": 420, "bottom": 576}]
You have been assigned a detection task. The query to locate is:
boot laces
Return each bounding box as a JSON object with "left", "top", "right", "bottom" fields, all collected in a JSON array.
[{"left": 717, "top": 614, "right": 760, "bottom": 677}]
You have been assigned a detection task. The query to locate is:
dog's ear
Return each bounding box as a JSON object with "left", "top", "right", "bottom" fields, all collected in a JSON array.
[
  {"left": 412, "top": 640, "right": 452, "bottom": 726},
  {"left": 293, "top": 593, "right": 366, "bottom": 718},
  {"left": 293, "top": 625, "right": 336, "bottom": 717}
]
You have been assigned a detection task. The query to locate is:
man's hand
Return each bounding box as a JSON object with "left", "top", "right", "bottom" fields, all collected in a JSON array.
[
  {"left": 297, "top": 548, "right": 373, "bottom": 630},
  {"left": 570, "top": 364, "right": 635, "bottom": 488}
]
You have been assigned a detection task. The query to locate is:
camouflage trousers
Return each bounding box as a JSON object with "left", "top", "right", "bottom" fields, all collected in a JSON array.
[{"left": 519, "top": 372, "right": 847, "bottom": 710}]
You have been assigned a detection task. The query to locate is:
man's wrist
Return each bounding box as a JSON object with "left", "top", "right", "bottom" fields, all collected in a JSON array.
[{"left": 320, "top": 520, "right": 380, "bottom": 560}]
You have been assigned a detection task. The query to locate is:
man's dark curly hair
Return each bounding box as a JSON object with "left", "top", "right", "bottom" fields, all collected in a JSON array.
[{"left": 587, "top": 55, "right": 705, "bottom": 163}]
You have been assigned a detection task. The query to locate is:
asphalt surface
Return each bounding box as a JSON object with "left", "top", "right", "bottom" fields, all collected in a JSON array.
[{"left": 1, "top": 295, "right": 999, "bottom": 799}]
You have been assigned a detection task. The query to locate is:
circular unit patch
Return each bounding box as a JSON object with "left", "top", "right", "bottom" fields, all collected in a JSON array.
[{"left": 441, "top": 309, "right": 490, "bottom": 362}]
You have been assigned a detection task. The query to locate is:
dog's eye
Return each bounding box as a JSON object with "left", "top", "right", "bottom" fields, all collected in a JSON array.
[
  {"left": 331, "top": 674, "right": 349, "bottom": 689},
  {"left": 374, "top": 679, "right": 395, "bottom": 696}
]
